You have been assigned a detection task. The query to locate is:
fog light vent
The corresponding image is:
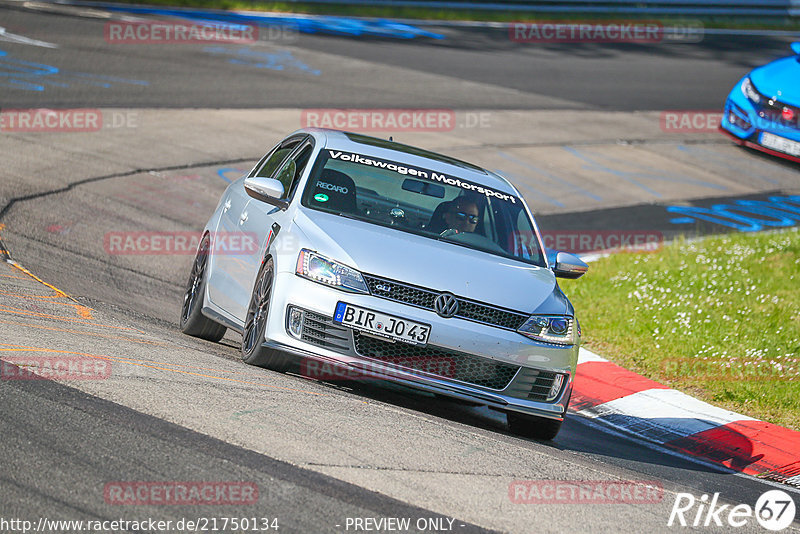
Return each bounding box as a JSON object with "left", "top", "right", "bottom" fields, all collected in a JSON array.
[
  {"left": 547, "top": 374, "right": 565, "bottom": 401},
  {"left": 288, "top": 307, "right": 305, "bottom": 338}
]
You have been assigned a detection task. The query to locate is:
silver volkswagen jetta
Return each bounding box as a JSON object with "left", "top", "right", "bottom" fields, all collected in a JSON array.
[{"left": 180, "top": 129, "right": 587, "bottom": 440}]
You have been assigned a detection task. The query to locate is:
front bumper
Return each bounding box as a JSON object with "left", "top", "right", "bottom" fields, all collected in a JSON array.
[
  {"left": 264, "top": 272, "right": 577, "bottom": 421},
  {"left": 267, "top": 336, "right": 572, "bottom": 421},
  {"left": 720, "top": 91, "right": 800, "bottom": 164}
]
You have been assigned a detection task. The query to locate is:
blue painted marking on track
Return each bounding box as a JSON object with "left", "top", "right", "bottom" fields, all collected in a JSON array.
[
  {"left": 601, "top": 151, "right": 728, "bottom": 190},
  {"left": 496, "top": 150, "right": 602, "bottom": 202},
  {"left": 676, "top": 145, "right": 779, "bottom": 186},
  {"left": 578, "top": 147, "right": 728, "bottom": 192},
  {"left": 495, "top": 169, "right": 565, "bottom": 208},
  {"left": 563, "top": 146, "right": 662, "bottom": 198},
  {"left": 99, "top": 5, "right": 444, "bottom": 40},
  {"left": 37, "top": 79, "right": 70, "bottom": 88},
  {"left": 67, "top": 72, "right": 149, "bottom": 86},
  {"left": 0, "top": 49, "right": 148, "bottom": 92},
  {"left": 204, "top": 47, "right": 321, "bottom": 75},
  {"left": 666, "top": 195, "right": 800, "bottom": 232},
  {"left": 0, "top": 48, "right": 58, "bottom": 90},
  {"left": 217, "top": 168, "right": 246, "bottom": 183},
  {"left": 6, "top": 79, "right": 44, "bottom": 91}
]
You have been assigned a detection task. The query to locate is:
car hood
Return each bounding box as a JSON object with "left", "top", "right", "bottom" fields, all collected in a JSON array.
[
  {"left": 294, "top": 208, "right": 568, "bottom": 315},
  {"left": 751, "top": 56, "right": 800, "bottom": 104}
]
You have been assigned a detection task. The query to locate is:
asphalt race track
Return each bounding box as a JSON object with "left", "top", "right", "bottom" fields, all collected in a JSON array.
[{"left": 1, "top": 2, "right": 800, "bottom": 533}]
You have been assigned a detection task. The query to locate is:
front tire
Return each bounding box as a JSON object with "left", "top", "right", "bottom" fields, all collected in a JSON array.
[
  {"left": 241, "top": 257, "right": 293, "bottom": 371},
  {"left": 507, "top": 412, "right": 564, "bottom": 441},
  {"left": 180, "top": 234, "right": 227, "bottom": 342}
]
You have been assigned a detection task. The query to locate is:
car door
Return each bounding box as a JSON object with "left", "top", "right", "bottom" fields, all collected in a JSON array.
[
  {"left": 209, "top": 135, "right": 306, "bottom": 317},
  {"left": 230, "top": 136, "right": 315, "bottom": 322}
]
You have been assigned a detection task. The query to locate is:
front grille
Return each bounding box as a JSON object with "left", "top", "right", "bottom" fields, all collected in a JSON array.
[
  {"left": 296, "top": 309, "right": 560, "bottom": 401},
  {"left": 757, "top": 97, "right": 800, "bottom": 128},
  {"left": 352, "top": 332, "right": 520, "bottom": 390},
  {"left": 364, "top": 276, "right": 438, "bottom": 308},
  {"left": 363, "top": 274, "right": 528, "bottom": 331},
  {"left": 457, "top": 300, "right": 528, "bottom": 330},
  {"left": 761, "top": 97, "right": 800, "bottom": 115}
]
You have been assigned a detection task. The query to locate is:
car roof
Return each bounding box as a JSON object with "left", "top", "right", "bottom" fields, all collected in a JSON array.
[{"left": 299, "top": 128, "right": 519, "bottom": 196}]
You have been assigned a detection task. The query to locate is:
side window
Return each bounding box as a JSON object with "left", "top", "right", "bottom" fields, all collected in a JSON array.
[
  {"left": 256, "top": 147, "right": 294, "bottom": 178},
  {"left": 510, "top": 208, "right": 539, "bottom": 262},
  {"left": 250, "top": 136, "right": 305, "bottom": 179},
  {"left": 274, "top": 142, "right": 314, "bottom": 200},
  {"left": 249, "top": 145, "right": 278, "bottom": 178}
]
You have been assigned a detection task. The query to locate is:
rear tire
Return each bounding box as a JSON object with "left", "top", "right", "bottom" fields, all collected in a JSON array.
[
  {"left": 180, "top": 234, "right": 227, "bottom": 342},
  {"left": 241, "top": 257, "right": 293, "bottom": 372},
  {"left": 507, "top": 412, "right": 563, "bottom": 441}
]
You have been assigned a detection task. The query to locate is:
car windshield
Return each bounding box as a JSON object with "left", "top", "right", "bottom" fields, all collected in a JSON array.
[{"left": 301, "top": 148, "right": 546, "bottom": 267}]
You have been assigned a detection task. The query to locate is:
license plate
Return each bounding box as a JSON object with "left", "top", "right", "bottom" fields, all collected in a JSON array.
[
  {"left": 334, "top": 302, "right": 431, "bottom": 346},
  {"left": 761, "top": 132, "right": 800, "bottom": 157}
]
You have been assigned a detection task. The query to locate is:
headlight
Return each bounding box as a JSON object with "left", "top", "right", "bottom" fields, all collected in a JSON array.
[
  {"left": 518, "top": 315, "right": 575, "bottom": 345},
  {"left": 741, "top": 77, "right": 761, "bottom": 104},
  {"left": 296, "top": 249, "right": 369, "bottom": 294}
]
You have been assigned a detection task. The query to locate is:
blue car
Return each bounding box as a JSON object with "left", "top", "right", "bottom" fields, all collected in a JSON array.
[{"left": 720, "top": 42, "right": 800, "bottom": 163}]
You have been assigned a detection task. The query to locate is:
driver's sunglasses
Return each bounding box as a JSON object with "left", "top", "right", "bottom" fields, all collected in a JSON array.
[{"left": 454, "top": 211, "right": 479, "bottom": 224}]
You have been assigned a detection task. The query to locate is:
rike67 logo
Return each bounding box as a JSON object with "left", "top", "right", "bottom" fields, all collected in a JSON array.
[{"left": 668, "top": 490, "right": 796, "bottom": 531}]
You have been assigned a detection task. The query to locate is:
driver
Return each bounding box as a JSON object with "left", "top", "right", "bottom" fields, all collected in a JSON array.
[{"left": 442, "top": 199, "right": 480, "bottom": 234}]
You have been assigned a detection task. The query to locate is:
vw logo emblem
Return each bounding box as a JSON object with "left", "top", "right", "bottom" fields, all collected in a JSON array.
[{"left": 434, "top": 293, "right": 459, "bottom": 318}]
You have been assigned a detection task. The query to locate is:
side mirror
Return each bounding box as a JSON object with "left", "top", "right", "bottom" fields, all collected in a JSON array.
[
  {"left": 792, "top": 42, "right": 800, "bottom": 55},
  {"left": 244, "top": 177, "right": 288, "bottom": 210},
  {"left": 552, "top": 251, "right": 588, "bottom": 279}
]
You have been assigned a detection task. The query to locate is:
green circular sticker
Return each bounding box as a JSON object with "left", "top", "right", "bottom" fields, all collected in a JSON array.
[{"left": 314, "top": 193, "right": 329, "bottom": 202}]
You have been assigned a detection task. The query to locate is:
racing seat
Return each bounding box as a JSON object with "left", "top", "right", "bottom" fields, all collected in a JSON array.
[
  {"left": 312, "top": 170, "right": 357, "bottom": 213},
  {"left": 426, "top": 200, "right": 454, "bottom": 234}
]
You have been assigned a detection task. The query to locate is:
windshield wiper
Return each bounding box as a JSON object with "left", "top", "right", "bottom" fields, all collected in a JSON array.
[{"left": 335, "top": 211, "right": 367, "bottom": 223}]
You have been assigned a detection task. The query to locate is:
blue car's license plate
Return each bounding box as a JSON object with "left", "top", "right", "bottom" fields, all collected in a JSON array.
[
  {"left": 761, "top": 132, "right": 800, "bottom": 157},
  {"left": 334, "top": 302, "right": 431, "bottom": 346}
]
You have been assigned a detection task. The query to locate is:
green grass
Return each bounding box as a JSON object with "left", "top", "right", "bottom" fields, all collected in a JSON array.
[
  {"left": 560, "top": 228, "right": 800, "bottom": 431},
  {"left": 99, "top": 0, "right": 800, "bottom": 30}
]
